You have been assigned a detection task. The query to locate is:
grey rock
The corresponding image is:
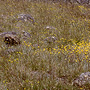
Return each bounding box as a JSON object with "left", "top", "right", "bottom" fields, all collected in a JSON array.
[
  {"left": 44, "top": 36, "right": 57, "bottom": 44},
  {"left": 73, "top": 72, "right": 90, "bottom": 86},
  {"left": 17, "top": 14, "right": 35, "bottom": 24}
]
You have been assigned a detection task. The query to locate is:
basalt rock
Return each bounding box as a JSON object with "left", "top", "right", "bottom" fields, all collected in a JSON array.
[
  {"left": 0, "top": 32, "right": 20, "bottom": 46},
  {"left": 0, "top": 31, "right": 32, "bottom": 46},
  {"left": 4, "top": 34, "right": 21, "bottom": 45}
]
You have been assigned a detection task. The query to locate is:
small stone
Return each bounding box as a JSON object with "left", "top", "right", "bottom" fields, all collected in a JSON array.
[{"left": 45, "top": 26, "right": 56, "bottom": 30}]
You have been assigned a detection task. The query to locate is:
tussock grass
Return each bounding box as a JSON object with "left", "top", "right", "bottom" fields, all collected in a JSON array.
[{"left": 0, "top": 0, "right": 90, "bottom": 90}]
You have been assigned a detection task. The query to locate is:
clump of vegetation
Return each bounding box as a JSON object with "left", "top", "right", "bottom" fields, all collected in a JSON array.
[{"left": 0, "top": 0, "right": 90, "bottom": 90}]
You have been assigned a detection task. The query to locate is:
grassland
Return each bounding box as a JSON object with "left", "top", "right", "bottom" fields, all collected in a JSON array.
[{"left": 0, "top": 0, "right": 90, "bottom": 90}]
